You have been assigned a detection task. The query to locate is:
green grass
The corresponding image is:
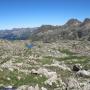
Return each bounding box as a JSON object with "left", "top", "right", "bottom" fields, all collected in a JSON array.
[
  {"left": 14, "top": 57, "right": 24, "bottom": 63},
  {"left": 58, "top": 48, "right": 77, "bottom": 55},
  {"left": 0, "top": 69, "right": 47, "bottom": 87},
  {"left": 40, "top": 56, "right": 53, "bottom": 65},
  {"left": 56, "top": 55, "right": 89, "bottom": 61},
  {"left": 14, "top": 74, "right": 47, "bottom": 87},
  {"left": 41, "top": 54, "right": 90, "bottom": 69}
]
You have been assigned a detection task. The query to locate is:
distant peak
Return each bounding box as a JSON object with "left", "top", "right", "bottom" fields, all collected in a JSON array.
[
  {"left": 66, "top": 18, "right": 81, "bottom": 26},
  {"left": 83, "top": 18, "right": 90, "bottom": 24},
  {"left": 80, "top": 18, "right": 90, "bottom": 26}
]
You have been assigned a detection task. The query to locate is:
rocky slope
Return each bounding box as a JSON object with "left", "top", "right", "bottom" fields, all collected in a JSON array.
[
  {"left": 0, "top": 40, "right": 90, "bottom": 90},
  {"left": 31, "top": 18, "right": 90, "bottom": 42}
]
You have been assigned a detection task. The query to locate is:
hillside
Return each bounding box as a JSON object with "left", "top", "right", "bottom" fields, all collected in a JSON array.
[
  {"left": 0, "top": 28, "right": 37, "bottom": 40},
  {"left": 32, "top": 18, "right": 90, "bottom": 42},
  {"left": 0, "top": 18, "right": 90, "bottom": 90},
  {"left": 0, "top": 18, "right": 90, "bottom": 42}
]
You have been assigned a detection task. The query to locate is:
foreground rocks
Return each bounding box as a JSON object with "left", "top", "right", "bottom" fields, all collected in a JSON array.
[
  {"left": 31, "top": 68, "right": 58, "bottom": 86},
  {"left": 16, "top": 84, "right": 47, "bottom": 90},
  {"left": 0, "top": 40, "right": 90, "bottom": 90},
  {"left": 66, "top": 77, "right": 80, "bottom": 90},
  {"left": 76, "top": 70, "right": 90, "bottom": 77}
]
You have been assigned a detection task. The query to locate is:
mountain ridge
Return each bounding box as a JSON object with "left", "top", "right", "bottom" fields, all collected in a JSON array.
[{"left": 0, "top": 18, "right": 90, "bottom": 41}]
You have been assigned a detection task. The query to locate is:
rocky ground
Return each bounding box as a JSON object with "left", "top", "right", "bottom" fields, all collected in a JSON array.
[{"left": 0, "top": 40, "right": 90, "bottom": 90}]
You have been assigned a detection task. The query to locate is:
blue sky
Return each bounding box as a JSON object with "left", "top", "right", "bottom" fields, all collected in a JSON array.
[{"left": 0, "top": 0, "right": 90, "bottom": 29}]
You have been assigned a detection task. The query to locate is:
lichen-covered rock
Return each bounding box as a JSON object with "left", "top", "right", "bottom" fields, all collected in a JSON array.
[{"left": 66, "top": 77, "right": 80, "bottom": 90}]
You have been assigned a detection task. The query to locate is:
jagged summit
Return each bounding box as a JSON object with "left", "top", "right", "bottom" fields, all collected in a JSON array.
[
  {"left": 65, "top": 18, "right": 81, "bottom": 26},
  {"left": 82, "top": 18, "right": 90, "bottom": 25},
  {"left": 80, "top": 18, "right": 90, "bottom": 27},
  {"left": 84, "top": 18, "right": 90, "bottom": 23},
  {"left": 0, "top": 18, "right": 90, "bottom": 41}
]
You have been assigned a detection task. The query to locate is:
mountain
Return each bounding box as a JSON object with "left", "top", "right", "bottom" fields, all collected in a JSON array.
[
  {"left": 65, "top": 18, "right": 81, "bottom": 27},
  {"left": 31, "top": 18, "right": 90, "bottom": 42},
  {"left": 0, "top": 28, "right": 38, "bottom": 40},
  {"left": 0, "top": 18, "right": 90, "bottom": 41}
]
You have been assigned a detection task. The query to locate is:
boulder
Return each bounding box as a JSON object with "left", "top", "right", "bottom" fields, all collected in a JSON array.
[{"left": 76, "top": 70, "right": 90, "bottom": 77}]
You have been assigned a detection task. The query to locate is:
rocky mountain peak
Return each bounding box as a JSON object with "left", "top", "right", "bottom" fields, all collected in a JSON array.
[
  {"left": 66, "top": 19, "right": 81, "bottom": 26},
  {"left": 83, "top": 18, "right": 90, "bottom": 24},
  {"left": 80, "top": 18, "right": 90, "bottom": 27}
]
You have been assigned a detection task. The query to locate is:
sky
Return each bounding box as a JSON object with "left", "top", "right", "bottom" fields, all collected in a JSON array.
[{"left": 0, "top": 0, "right": 90, "bottom": 29}]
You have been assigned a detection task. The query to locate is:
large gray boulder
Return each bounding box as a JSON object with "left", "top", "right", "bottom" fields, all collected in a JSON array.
[{"left": 76, "top": 70, "right": 90, "bottom": 77}]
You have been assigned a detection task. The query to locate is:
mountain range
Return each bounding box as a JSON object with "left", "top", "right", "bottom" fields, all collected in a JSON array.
[{"left": 0, "top": 18, "right": 90, "bottom": 41}]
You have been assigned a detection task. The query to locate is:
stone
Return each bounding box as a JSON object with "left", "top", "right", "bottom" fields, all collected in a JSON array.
[
  {"left": 31, "top": 69, "right": 39, "bottom": 75},
  {"left": 28, "top": 86, "right": 35, "bottom": 90},
  {"left": 76, "top": 70, "right": 90, "bottom": 77},
  {"left": 35, "top": 84, "right": 39, "bottom": 90},
  {"left": 5, "top": 85, "right": 13, "bottom": 88},
  {"left": 82, "top": 83, "right": 90, "bottom": 90},
  {"left": 41, "top": 87, "right": 47, "bottom": 90},
  {"left": 44, "top": 74, "right": 57, "bottom": 86},
  {"left": 16, "top": 85, "right": 28, "bottom": 90},
  {"left": 67, "top": 77, "right": 80, "bottom": 89}
]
